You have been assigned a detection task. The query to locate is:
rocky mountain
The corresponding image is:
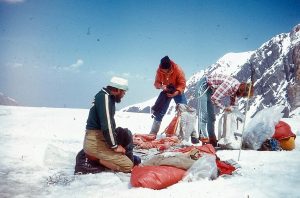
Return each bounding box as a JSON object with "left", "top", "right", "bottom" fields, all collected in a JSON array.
[
  {"left": 122, "top": 24, "right": 300, "bottom": 118},
  {"left": 0, "top": 92, "right": 19, "bottom": 106}
]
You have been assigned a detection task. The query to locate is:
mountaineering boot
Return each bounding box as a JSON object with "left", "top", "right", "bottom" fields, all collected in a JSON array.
[
  {"left": 74, "top": 149, "right": 105, "bottom": 175},
  {"left": 200, "top": 137, "right": 210, "bottom": 145},
  {"left": 209, "top": 136, "right": 218, "bottom": 147},
  {"left": 133, "top": 155, "right": 141, "bottom": 166},
  {"left": 149, "top": 120, "right": 161, "bottom": 135},
  {"left": 74, "top": 158, "right": 105, "bottom": 175},
  {"left": 191, "top": 131, "right": 199, "bottom": 144},
  {"left": 207, "top": 121, "right": 218, "bottom": 147}
]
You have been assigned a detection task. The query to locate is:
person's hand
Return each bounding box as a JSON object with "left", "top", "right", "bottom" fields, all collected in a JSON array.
[
  {"left": 224, "top": 106, "right": 233, "bottom": 113},
  {"left": 167, "top": 90, "right": 179, "bottom": 98},
  {"left": 161, "top": 84, "right": 167, "bottom": 91},
  {"left": 113, "top": 145, "right": 126, "bottom": 154}
]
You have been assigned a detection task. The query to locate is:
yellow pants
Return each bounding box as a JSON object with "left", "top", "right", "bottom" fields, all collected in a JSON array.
[{"left": 83, "top": 129, "right": 133, "bottom": 173}]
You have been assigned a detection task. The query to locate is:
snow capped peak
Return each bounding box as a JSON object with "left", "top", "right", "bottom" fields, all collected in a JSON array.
[
  {"left": 217, "top": 51, "right": 254, "bottom": 67},
  {"left": 120, "top": 97, "right": 155, "bottom": 113},
  {"left": 290, "top": 24, "right": 300, "bottom": 43},
  {"left": 209, "top": 51, "right": 254, "bottom": 76},
  {"left": 186, "top": 70, "right": 205, "bottom": 86}
]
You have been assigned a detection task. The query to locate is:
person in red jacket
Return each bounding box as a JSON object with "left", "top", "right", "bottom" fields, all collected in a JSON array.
[{"left": 150, "top": 56, "right": 187, "bottom": 134}]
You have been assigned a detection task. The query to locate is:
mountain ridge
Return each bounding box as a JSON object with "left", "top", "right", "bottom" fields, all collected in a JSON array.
[{"left": 122, "top": 24, "right": 300, "bottom": 118}]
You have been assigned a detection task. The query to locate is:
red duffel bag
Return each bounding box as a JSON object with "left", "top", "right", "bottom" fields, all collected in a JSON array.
[
  {"left": 130, "top": 165, "right": 186, "bottom": 190},
  {"left": 273, "top": 121, "right": 296, "bottom": 140}
]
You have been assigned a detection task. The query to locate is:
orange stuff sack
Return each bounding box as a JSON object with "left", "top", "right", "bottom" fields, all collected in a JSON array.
[
  {"left": 130, "top": 166, "right": 186, "bottom": 190},
  {"left": 164, "top": 115, "right": 180, "bottom": 137},
  {"left": 279, "top": 137, "right": 295, "bottom": 151}
]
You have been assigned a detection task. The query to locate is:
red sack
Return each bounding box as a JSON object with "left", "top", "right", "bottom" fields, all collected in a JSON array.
[
  {"left": 273, "top": 121, "right": 296, "bottom": 140},
  {"left": 130, "top": 166, "right": 186, "bottom": 190},
  {"left": 164, "top": 115, "right": 180, "bottom": 137},
  {"left": 173, "top": 144, "right": 216, "bottom": 156},
  {"left": 216, "top": 160, "right": 236, "bottom": 175}
]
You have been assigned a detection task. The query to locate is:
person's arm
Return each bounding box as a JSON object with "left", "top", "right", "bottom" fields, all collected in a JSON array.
[
  {"left": 154, "top": 69, "right": 165, "bottom": 90},
  {"left": 230, "top": 95, "right": 238, "bottom": 106},
  {"left": 95, "top": 93, "right": 118, "bottom": 148},
  {"left": 174, "top": 65, "right": 186, "bottom": 94},
  {"left": 176, "top": 73, "right": 186, "bottom": 94},
  {"left": 210, "top": 82, "right": 231, "bottom": 110}
]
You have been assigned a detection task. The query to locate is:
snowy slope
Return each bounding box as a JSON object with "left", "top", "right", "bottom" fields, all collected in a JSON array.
[{"left": 0, "top": 105, "right": 299, "bottom": 198}]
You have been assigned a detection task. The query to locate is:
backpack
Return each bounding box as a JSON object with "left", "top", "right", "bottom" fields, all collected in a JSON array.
[{"left": 217, "top": 109, "right": 244, "bottom": 149}]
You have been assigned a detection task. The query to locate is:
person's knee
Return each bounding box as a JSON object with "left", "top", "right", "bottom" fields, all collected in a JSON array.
[
  {"left": 99, "top": 158, "right": 133, "bottom": 173},
  {"left": 120, "top": 161, "right": 134, "bottom": 173}
]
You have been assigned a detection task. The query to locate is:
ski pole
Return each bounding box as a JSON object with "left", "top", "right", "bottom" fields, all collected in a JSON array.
[{"left": 238, "top": 81, "right": 252, "bottom": 161}]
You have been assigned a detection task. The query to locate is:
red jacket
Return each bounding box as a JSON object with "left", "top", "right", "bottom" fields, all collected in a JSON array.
[{"left": 154, "top": 60, "right": 186, "bottom": 94}]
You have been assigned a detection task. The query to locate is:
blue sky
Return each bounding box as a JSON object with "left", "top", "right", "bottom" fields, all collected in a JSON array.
[{"left": 0, "top": 0, "right": 299, "bottom": 109}]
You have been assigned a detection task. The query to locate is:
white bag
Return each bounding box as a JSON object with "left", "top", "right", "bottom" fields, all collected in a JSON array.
[
  {"left": 242, "top": 105, "right": 284, "bottom": 150},
  {"left": 217, "top": 108, "right": 244, "bottom": 149},
  {"left": 176, "top": 104, "right": 197, "bottom": 142},
  {"left": 182, "top": 154, "right": 218, "bottom": 182}
]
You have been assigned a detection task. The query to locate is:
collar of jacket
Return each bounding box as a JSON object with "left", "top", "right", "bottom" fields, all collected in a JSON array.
[
  {"left": 102, "top": 87, "right": 110, "bottom": 95},
  {"left": 102, "top": 87, "right": 117, "bottom": 102}
]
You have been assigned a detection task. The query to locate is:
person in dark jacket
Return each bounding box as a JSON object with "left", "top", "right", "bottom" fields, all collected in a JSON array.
[{"left": 80, "top": 76, "right": 138, "bottom": 173}]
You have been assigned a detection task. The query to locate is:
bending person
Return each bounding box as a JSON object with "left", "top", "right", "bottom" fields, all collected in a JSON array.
[{"left": 196, "top": 73, "right": 254, "bottom": 146}]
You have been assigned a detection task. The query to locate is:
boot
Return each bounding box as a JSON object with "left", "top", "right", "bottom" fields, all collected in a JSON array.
[
  {"left": 191, "top": 131, "right": 199, "bottom": 144},
  {"left": 133, "top": 155, "right": 141, "bottom": 166},
  {"left": 207, "top": 121, "right": 217, "bottom": 147},
  {"left": 209, "top": 136, "right": 218, "bottom": 147},
  {"left": 74, "top": 149, "right": 105, "bottom": 175},
  {"left": 200, "top": 137, "right": 210, "bottom": 145},
  {"left": 74, "top": 159, "right": 105, "bottom": 175},
  {"left": 150, "top": 120, "right": 161, "bottom": 135}
]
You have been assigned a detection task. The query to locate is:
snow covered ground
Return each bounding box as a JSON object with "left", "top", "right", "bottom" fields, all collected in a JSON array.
[{"left": 0, "top": 105, "right": 299, "bottom": 198}]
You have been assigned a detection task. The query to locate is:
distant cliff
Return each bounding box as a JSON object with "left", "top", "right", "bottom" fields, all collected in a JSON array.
[{"left": 0, "top": 92, "right": 19, "bottom": 106}]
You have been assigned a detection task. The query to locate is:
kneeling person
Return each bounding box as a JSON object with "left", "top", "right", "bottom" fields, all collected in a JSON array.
[{"left": 82, "top": 76, "right": 136, "bottom": 173}]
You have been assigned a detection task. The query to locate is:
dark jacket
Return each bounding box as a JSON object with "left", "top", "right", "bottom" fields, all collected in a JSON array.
[{"left": 86, "top": 88, "right": 118, "bottom": 148}]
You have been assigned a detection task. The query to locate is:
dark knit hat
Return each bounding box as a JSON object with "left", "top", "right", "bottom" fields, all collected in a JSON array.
[{"left": 160, "top": 56, "right": 171, "bottom": 69}]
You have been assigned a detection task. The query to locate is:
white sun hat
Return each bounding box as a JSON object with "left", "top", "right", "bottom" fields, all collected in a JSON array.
[{"left": 109, "top": 76, "right": 129, "bottom": 91}]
